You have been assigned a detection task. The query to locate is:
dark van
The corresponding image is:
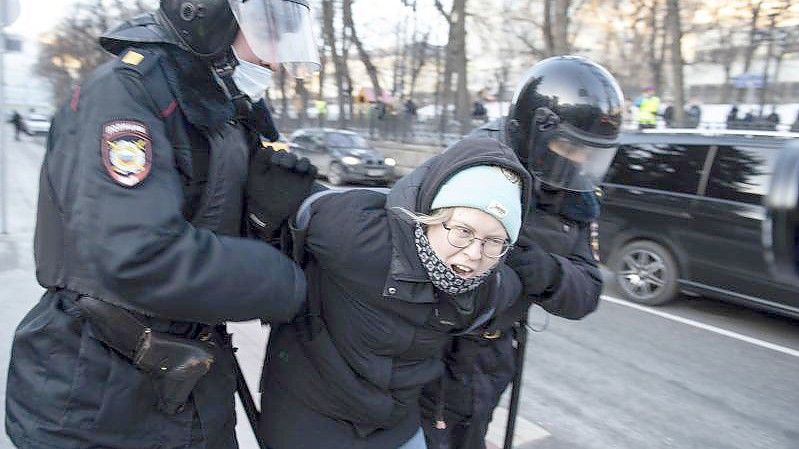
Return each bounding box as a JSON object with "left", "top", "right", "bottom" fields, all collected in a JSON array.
[{"left": 599, "top": 129, "right": 799, "bottom": 319}]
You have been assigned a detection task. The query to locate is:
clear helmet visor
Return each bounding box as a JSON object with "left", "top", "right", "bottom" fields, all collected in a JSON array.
[
  {"left": 532, "top": 134, "right": 618, "bottom": 192},
  {"left": 228, "top": 0, "right": 321, "bottom": 78}
]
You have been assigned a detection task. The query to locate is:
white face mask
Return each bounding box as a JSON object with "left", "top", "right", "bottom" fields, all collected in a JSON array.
[{"left": 231, "top": 50, "right": 274, "bottom": 102}]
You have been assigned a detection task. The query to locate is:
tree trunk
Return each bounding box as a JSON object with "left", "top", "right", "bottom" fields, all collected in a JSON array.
[
  {"left": 666, "top": 0, "right": 685, "bottom": 125},
  {"left": 452, "top": 0, "right": 470, "bottom": 135},
  {"left": 436, "top": 1, "right": 456, "bottom": 135},
  {"left": 321, "top": 0, "right": 347, "bottom": 127},
  {"left": 278, "top": 68, "right": 289, "bottom": 118},
  {"left": 646, "top": 0, "right": 663, "bottom": 92},
  {"left": 296, "top": 79, "right": 309, "bottom": 127},
  {"left": 433, "top": 46, "right": 444, "bottom": 130},
  {"left": 408, "top": 35, "right": 430, "bottom": 98},
  {"left": 552, "top": 0, "right": 572, "bottom": 55},
  {"left": 769, "top": 52, "right": 785, "bottom": 111},
  {"left": 543, "top": 0, "right": 555, "bottom": 56},
  {"left": 343, "top": 0, "right": 383, "bottom": 99},
  {"left": 736, "top": 1, "right": 762, "bottom": 103},
  {"left": 341, "top": 26, "right": 355, "bottom": 123}
]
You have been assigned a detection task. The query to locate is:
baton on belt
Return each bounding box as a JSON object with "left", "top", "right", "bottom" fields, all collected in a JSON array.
[
  {"left": 503, "top": 311, "right": 529, "bottom": 449},
  {"left": 234, "top": 354, "right": 267, "bottom": 449}
]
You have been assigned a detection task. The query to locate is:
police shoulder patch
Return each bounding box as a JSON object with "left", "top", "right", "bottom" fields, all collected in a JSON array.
[{"left": 101, "top": 120, "right": 152, "bottom": 187}]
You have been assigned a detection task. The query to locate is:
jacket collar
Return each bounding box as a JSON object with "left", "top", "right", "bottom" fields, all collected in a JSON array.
[{"left": 101, "top": 13, "right": 235, "bottom": 132}]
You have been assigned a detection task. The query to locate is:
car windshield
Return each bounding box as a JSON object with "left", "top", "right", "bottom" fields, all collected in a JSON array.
[{"left": 326, "top": 132, "right": 367, "bottom": 148}]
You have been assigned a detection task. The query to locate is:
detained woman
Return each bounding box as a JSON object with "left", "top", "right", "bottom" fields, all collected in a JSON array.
[{"left": 257, "top": 136, "right": 532, "bottom": 449}]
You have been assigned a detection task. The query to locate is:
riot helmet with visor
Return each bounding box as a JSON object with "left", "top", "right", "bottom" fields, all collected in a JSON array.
[
  {"left": 159, "top": 0, "right": 320, "bottom": 77},
  {"left": 158, "top": 0, "right": 239, "bottom": 58},
  {"left": 506, "top": 56, "right": 624, "bottom": 192}
]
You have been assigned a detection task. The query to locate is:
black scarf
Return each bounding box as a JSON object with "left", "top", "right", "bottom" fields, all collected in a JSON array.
[{"left": 414, "top": 224, "right": 490, "bottom": 295}]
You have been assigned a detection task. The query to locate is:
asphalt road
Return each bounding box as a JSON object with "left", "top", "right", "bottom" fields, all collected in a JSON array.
[{"left": 1, "top": 137, "right": 796, "bottom": 449}]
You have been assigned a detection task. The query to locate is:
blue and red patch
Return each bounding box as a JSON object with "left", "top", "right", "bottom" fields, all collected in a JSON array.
[{"left": 101, "top": 120, "right": 152, "bottom": 187}]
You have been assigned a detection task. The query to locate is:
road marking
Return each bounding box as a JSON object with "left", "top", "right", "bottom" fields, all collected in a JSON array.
[
  {"left": 601, "top": 295, "right": 799, "bottom": 358},
  {"left": 485, "top": 406, "right": 550, "bottom": 448}
]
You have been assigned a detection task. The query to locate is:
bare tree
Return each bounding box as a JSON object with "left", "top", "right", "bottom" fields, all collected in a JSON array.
[
  {"left": 321, "top": 0, "right": 349, "bottom": 126},
  {"left": 434, "top": 0, "right": 468, "bottom": 134},
  {"left": 35, "top": 0, "right": 154, "bottom": 104},
  {"left": 407, "top": 33, "right": 432, "bottom": 98},
  {"left": 394, "top": 1, "right": 432, "bottom": 100},
  {"left": 343, "top": 0, "right": 383, "bottom": 99},
  {"left": 550, "top": 0, "right": 575, "bottom": 55},
  {"left": 705, "top": 21, "right": 740, "bottom": 103},
  {"left": 276, "top": 67, "right": 290, "bottom": 118},
  {"left": 735, "top": 0, "right": 766, "bottom": 102},
  {"left": 505, "top": 0, "right": 584, "bottom": 58},
  {"left": 340, "top": 23, "right": 356, "bottom": 122},
  {"left": 666, "top": 0, "right": 685, "bottom": 125},
  {"left": 295, "top": 78, "right": 310, "bottom": 126}
]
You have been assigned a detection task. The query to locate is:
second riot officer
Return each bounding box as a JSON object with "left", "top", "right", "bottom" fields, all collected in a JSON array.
[
  {"left": 421, "top": 55, "right": 625, "bottom": 448},
  {"left": 5, "top": 1, "right": 320, "bottom": 449}
]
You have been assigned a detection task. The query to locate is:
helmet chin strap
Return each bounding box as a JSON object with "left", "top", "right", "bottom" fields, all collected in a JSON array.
[
  {"left": 211, "top": 49, "right": 279, "bottom": 141},
  {"left": 211, "top": 50, "right": 250, "bottom": 118},
  {"left": 523, "top": 107, "right": 560, "bottom": 174}
]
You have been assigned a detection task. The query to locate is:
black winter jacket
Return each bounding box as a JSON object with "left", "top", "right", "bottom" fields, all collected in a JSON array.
[
  {"left": 420, "top": 118, "right": 603, "bottom": 449},
  {"left": 5, "top": 14, "right": 305, "bottom": 449},
  {"left": 258, "top": 137, "right": 532, "bottom": 449}
]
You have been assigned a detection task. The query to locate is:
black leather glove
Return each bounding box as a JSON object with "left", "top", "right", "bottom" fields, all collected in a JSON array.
[
  {"left": 247, "top": 147, "right": 318, "bottom": 239},
  {"left": 505, "top": 242, "right": 562, "bottom": 297}
]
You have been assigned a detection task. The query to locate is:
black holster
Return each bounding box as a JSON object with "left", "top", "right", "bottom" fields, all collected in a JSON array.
[{"left": 75, "top": 295, "right": 215, "bottom": 414}]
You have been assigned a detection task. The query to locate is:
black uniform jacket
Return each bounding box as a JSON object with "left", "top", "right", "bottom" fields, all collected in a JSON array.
[
  {"left": 258, "top": 137, "right": 532, "bottom": 449},
  {"left": 5, "top": 14, "right": 305, "bottom": 449},
  {"left": 476, "top": 117, "right": 602, "bottom": 318}
]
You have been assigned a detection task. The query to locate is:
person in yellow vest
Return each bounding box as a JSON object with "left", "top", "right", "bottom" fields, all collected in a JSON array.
[
  {"left": 637, "top": 86, "right": 660, "bottom": 129},
  {"left": 315, "top": 98, "right": 328, "bottom": 126}
]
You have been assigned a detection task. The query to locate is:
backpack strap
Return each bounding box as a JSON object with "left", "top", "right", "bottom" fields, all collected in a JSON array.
[{"left": 289, "top": 189, "right": 342, "bottom": 266}]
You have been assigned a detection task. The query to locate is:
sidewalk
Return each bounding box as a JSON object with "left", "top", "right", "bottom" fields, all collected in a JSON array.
[{"left": 0, "top": 135, "right": 268, "bottom": 449}]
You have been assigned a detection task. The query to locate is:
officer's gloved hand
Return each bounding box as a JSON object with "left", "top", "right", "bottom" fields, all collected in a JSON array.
[
  {"left": 247, "top": 147, "right": 318, "bottom": 239},
  {"left": 505, "top": 238, "right": 562, "bottom": 298}
]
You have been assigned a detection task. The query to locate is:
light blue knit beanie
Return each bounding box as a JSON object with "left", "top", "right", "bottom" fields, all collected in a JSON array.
[{"left": 430, "top": 165, "right": 523, "bottom": 243}]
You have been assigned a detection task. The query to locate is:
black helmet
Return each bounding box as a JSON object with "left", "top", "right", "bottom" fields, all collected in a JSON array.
[
  {"left": 507, "top": 55, "right": 624, "bottom": 192},
  {"left": 158, "top": 0, "right": 238, "bottom": 58}
]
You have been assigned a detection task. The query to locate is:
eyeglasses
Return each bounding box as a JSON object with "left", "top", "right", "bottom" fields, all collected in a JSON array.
[{"left": 441, "top": 223, "right": 512, "bottom": 258}]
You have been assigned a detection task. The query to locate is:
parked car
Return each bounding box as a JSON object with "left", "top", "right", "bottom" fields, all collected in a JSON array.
[
  {"left": 599, "top": 129, "right": 799, "bottom": 319},
  {"left": 288, "top": 128, "right": 396, "bottom": 186},
  {"left": 24, "top": 113, "right": 51, "bottom": 135}
]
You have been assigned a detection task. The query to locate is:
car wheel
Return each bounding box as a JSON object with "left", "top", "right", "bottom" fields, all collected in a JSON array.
[
  {"left": 611, "top": 240, "right": 679, "bottom": 306},
  {"left": 328, "top": 163, "right": 345, "bottom": 186}
]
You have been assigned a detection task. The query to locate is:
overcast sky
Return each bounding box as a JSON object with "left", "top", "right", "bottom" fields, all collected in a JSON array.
[
  {"left": 5, "top": 0, "right": 72, "bottom": 38},
  {"left": 4, "top": 0, "right": 448, "bottom": 47}
]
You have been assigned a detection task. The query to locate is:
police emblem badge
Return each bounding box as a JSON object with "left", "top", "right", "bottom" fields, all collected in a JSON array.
[{"left": 102, "top": 120, "right": 152, "bottom": 187}]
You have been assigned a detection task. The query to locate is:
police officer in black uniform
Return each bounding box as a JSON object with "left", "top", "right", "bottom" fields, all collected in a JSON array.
[
  {"left": 421, "top": 55, "right": 625, "bottom": 449},
  {"left": 5, "top": 1, "right": 320, "bottom": 448}
]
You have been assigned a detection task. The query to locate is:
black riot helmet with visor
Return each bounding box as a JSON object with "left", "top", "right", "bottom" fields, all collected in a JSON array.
[
  {"left": 158, "top": 0, "right": 320, "bottom": 77},
  {"left": 506, "top": 56, "right": 624, "bottom": 192}
]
